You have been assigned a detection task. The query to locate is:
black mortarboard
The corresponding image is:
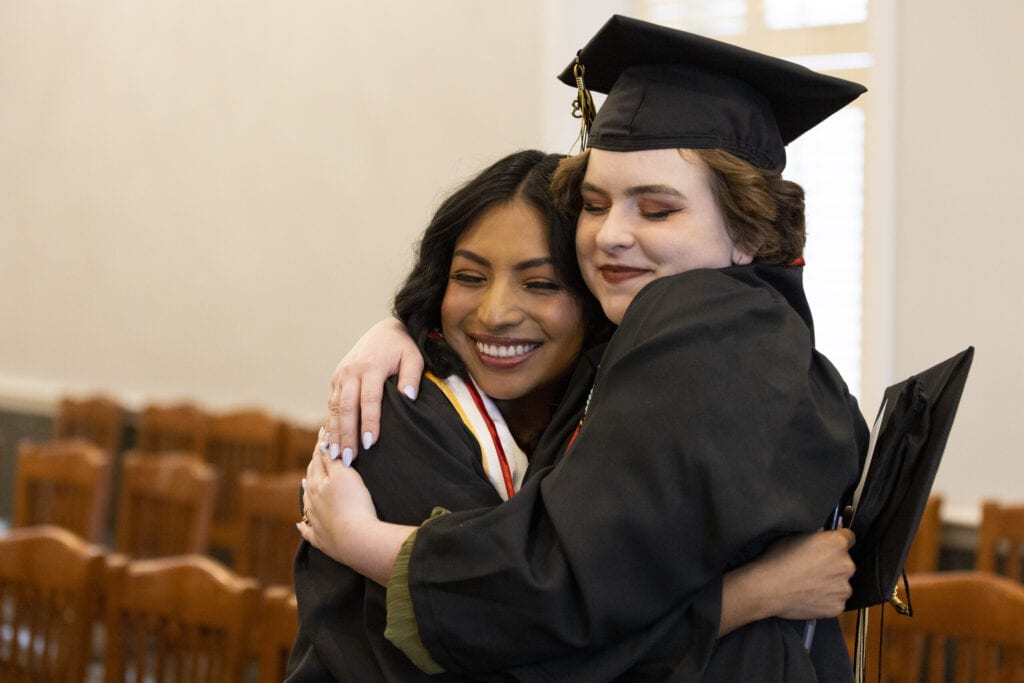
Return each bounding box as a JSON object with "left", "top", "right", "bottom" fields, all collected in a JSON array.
[
  {"left": 846, "top": 346, "right": 975, "bottom": 613},
  {"left": 557, "top": 15, "right": 867, "bottom": 169}
]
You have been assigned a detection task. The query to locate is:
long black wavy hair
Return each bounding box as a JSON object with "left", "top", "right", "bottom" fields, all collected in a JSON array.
[{"left": 392, "top": 149, "right": 609, "bottom": 378}]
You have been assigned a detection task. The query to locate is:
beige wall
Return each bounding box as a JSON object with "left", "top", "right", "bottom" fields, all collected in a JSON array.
[
  {"left": 889, "top": 0, "right": 1024, "bottom": 520},
  {"left": 0, "top": 1, "right": 598, "bottom": 421},
  {"left": 0, "top": 1, "right": 1019, "bottom": 517}
]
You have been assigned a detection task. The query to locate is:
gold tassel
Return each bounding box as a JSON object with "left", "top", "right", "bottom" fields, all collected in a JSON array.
[
  {"left": 569, "top": 52, "right": 596, "bottom": 154},
  {"left": 890, "top": 583, "right": 912, "bottom": 616}
]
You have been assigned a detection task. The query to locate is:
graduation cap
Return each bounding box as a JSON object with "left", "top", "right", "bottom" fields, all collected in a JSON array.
[
  {"left": 556, "top": 15, "right": 866, "bottom": 169},
  {"left": 846, "top": 346, "right": 975, "bottom": 614}
]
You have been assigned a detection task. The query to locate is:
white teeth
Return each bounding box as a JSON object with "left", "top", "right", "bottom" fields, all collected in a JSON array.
[{"left": 476, "top": 342, "right": 539, "bottom": 359}]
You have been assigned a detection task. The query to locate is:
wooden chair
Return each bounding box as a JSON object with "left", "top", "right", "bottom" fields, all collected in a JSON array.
[
  {"left": 136, "top": 402, "right": 209, "bottom": 454},
  {"left": 14, "top": 438, "right": 112, "bottom": 543},
  {"left": 904, "top": 494, "right": 944, "bottom": 573},
  {"left": 236, "top": 470, "right": 304, "bottom": 587},
  {"left": 976, "top": 500, "right": 1024, "bottom": 581},
  {"left": 104, "top": 553, "right": 261, "bottom": 683},
  {"left": 55, "top": 394, "right": 128, "bottom": 539},
  {"left": 54, "top": 394, "right": 124, "bottom": 455},
  {"left": 0, "top": 525, "right": 106, "bottom": 682},
  {"left": 277, "top": 421, "right": 320, "bottom": 472},
  {"left": 114, "top": 451, "right": 218, "bottom": 558},
  {"left": 203, "top": 409, "right": 282, "bottom": 560},
  {"left": 876, "top": 571, "right": 1024, "bottom": 682},
  {"left": 257, "top": 586, "right": 298, "bottom": 683}
]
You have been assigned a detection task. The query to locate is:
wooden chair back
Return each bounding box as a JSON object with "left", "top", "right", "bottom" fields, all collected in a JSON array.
[
  {"left": 103, "top": 553, "right": 261, "bottom": 683},
  {"left": 236, "top": 470, "right": 304, "bottom": 586},
  {"left": 54, "top": 394, "right": 124, "bottom": 455},
  {"left": 258, "top": 586, "right": 299, "bottom": 683},
  {"left": 976, "top": 500, "right": 1024, "bottom": 580},
  {"left": 0, "top": 525, "right": 106, "bottom": 682},
  {"left": 136, "top": 402, "right": 209, "bottom": 454},
  {"left": 203, "top": 409, "right": 281, "bottom": 558},
  {"left": 114, "top": 451, "right": 217, "bottom": 558},
  {"left": 904, "top": 494, "right": 944, "bottom": 573},
  {"left": 14, "top": 438, "right": 112, "bottom": 543},
  {"left": 877, "top": 571, "right": 1024, "bottom": 682},
  {"left": 277, "top": 421, "right": 319, "bottom": 472}
]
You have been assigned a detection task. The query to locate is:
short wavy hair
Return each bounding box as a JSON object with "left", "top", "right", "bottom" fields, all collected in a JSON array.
[
  {"left": 393, "top": 150, "right": 608, "bottom": 378},
  {"left": 552, "top": 148, "right": 807, "bottom": 264}
]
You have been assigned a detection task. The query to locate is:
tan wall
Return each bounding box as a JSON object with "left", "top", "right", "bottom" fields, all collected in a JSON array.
[
  {"left": 890, "top": 0, "right": 1024, "bottom": 520},
  {"left": 0, "top": 1, "right": 564, "bottom": 421}
]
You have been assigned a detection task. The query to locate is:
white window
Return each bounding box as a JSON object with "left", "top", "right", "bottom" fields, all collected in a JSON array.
[
  {"left": 644, "top": 0, "right": 870, "bottom": 395},
  {"left": 763, "top": 0, "right": 867, "bottom": 29}
]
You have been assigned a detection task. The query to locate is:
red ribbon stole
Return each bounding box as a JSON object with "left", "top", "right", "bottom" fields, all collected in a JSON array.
[{"left": 463, "top": 379, "right": 517, "bottom": 500}]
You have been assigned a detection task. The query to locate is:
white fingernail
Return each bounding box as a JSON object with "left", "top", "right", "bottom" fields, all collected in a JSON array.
[
  {"left": 329, "top": 443, "right": 341, "bottom": 460},
  {"left": 301, "top": 478, "right": 306, "bottom": 490},
  {"left": 342, "top": 448, "right": 354, "bottom": 467},
  {"left": 362, "top": 432, "right": 374, "bottom": 450},
  {"left": 403, "top": 385, "right": 417, "bottom": 400},
  {"left": 296, "top": 523, "right": 304, "bottom": 533}
]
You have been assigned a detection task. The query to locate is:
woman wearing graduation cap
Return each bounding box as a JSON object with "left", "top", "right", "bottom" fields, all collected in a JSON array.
[{"left": 302, "top": 15, "right": 868, "bottom": 681}]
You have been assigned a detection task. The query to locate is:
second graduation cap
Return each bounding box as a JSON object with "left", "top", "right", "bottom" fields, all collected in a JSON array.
[
  {"left": 846, "top": 346, "right": 975, "bottom": 612},
  {"left": 557, "top": 14, "right": 866, "bottom": 170}
]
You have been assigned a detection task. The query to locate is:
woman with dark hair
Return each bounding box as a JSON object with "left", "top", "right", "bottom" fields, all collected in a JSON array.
[
  {"left": 289, "top": 147, "right": 857, "bottom": 681},
  {"left": 288, "top": 149, "right": 591, "bottom": 680},
  {"left": 301, "top": 15, "right": 868, "bottom": 683}
]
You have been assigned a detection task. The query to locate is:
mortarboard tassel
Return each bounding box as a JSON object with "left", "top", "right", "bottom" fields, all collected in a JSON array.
[{"left": 569, "top": 52, "right": 596, "bottom": 154}]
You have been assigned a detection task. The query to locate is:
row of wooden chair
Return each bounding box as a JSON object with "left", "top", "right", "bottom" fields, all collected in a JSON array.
[
  {"left": 46, "top": 394, "right": 318, "bottom": 563},
  {"left": 55, "top": 394, "right": 320, "bottom": 478},
  {"left": 6, "top": 531, "right": 1021, "bottom": 683},
  {"left": 0, "top": 525, "right": 297, "bottom": 682},
  {"left": 13, "top": 439, "right": 304, "bottom": 587}
]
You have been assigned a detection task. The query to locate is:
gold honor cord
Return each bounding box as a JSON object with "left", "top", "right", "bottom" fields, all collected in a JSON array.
[{"left": 569, "top": 53, "right": 596, "bottom": 155}]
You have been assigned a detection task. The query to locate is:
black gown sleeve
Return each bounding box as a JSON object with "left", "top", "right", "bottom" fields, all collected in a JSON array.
[{"left": 405, "top": 268, "right": 864, "bottom": 679}]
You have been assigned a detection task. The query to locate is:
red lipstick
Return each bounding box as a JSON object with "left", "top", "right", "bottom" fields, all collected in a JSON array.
[{"left": 598, "top": 265, "right": 649, "bottom": 284}]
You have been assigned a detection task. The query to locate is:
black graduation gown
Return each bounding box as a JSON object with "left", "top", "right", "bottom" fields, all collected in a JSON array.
[
  {"left": 286, "top": 378, "right": 511, "bottom": 682},
  {"left": 403, "top": 265, "right": 867, "bottom": 681}
]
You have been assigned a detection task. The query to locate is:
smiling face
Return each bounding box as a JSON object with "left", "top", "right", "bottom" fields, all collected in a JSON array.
[
  {"left": 575, "top": 148, "right": 753, "bottom": 324},
  {"left": 441, "top": 198, "right": 586, "bottom": 402}
]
